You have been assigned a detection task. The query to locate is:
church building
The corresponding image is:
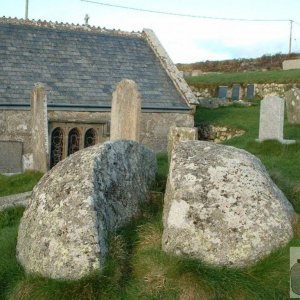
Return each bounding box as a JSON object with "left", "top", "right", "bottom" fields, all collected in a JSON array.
[{"left": 0, "top": 17, "right": 197, "bottom": 173}]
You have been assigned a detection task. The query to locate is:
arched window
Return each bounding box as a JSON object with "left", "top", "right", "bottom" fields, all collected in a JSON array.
[
  {"left": 84, "top": 128, "right": 97, "bottom": 148},
  {"left": 50, "top": 127, "right": 64, "bottom": 168},
  {"left": 68, "top": 128, "right": 80, "bottom": 156}
]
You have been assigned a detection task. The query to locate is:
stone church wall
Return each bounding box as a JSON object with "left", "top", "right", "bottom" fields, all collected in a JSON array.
[{"left": 0, "top": 109, "right": 193, "bottom": 172}]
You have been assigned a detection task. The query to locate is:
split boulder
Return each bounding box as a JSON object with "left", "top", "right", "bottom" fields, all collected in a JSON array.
[
  {"left": 162, "top": 140, "right": 295, "bottom": 267},
  {"left": 17, "top": 140, "right": 156, "bottom": 279}
]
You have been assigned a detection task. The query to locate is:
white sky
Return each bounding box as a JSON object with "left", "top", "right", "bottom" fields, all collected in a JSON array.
[{"left": 1, "top": 0, "right": 300, "bottom": 63}]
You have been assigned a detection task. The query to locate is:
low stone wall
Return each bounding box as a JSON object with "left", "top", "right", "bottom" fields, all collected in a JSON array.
[
  {"left": 198, "top": 124, "right": 245, "bottom": 143},
  {"left": 191, "top": 83, "right": 300, "bottom": 100},
  {"left": 255, "top": 83, "right": 287, "bottom": 98},
  {"left": 283, "top": 59, "right": 300, "bottom": 70}
]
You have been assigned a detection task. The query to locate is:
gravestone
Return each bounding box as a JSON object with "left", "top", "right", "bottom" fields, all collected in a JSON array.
[
  {"left": 246, "top": 84, "right": 255, "bottom": 100},
  {"left": 31, "top": 83, "right": 49, "bottom": 172},
  {"left": 257, "top": 95, "right": 295, "bottom": 144},
  {"left": 285, "top": 88, "right": 300, "bottom": 124},
  {"left": 232, "top": 84, "right": 240, "bottom": 101},
  {"left": 0, "top": 141, "right": 23, "bottom": 173},
  {"left": 110, "top": 79, "right": 141, "bottom": 141},
  {"left": 218, "top": 86, "right": 228, "bottom": 99}
]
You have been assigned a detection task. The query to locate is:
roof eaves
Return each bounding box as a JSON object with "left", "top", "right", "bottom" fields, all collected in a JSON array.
[{"left": 142, "top": 28, "right": 198, "bottom": 106}]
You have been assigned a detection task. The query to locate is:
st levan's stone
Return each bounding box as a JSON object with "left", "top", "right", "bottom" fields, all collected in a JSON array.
[
  {"left": 17, "top": 140, "right": 156, "bottom": 279},
  {"left": 162, "top": 141, "right": 295, "bottom": 267}
]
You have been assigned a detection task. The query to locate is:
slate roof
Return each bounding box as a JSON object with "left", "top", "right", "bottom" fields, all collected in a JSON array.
[{"left": 0, "top": 18, "right": 190, "bottom": 112}]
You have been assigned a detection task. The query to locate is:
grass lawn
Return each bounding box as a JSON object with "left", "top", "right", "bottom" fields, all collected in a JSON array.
[
  {"left": 1, "top": 103, "right": 300, "bottom": 299},
  {"left": 0, "top": 171, "right": 43, "bottom": 197},
  {"left": 185, "top": 69, "right": 300, "bottom": 87}
]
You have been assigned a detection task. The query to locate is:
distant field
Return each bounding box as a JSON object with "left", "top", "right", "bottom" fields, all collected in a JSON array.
[{"left": 185, "top": 69, "right": 300, "bottom": 87}]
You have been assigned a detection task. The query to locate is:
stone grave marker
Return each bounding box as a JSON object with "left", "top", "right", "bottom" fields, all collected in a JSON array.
[
  {"left": 246, "top": 84, "right": 255, "bottom": 100},
  {"left": 257, "top": 95, "right": 295, "bottom": 144},
  {"left": 31, "top": 83, "right": 49, "bottom": 173},
  {"left": 285, "top": 88, "right": 300, "bottom": 124},
  {"left": 218, "top": 86, "right": 228, "bottom": 99},
  {"left": 110, "top": 79, "right": 141, "bottom": 141},
  {"left": 232, "top": 84, "right": 240, "bottom": 101}
]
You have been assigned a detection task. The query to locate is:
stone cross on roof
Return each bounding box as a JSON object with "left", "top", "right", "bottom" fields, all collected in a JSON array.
[{"left": 84, "top": 14, "right": 89, "bottom": 25}]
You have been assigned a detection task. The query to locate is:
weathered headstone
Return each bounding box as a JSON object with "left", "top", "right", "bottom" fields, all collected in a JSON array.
[
  {"left": 285, "top": 88, "right": 300, "bottom": 124},
  {"left": 218, "top": 86, "right": 228, "bottom": 99},
  {"left": 0, "top": 141, "right": 23, "bottom": 173},
  {"left": 17, "top": 140, "right": 156, "bottom": 280},
  {"left": 162, "top": 140, "right": 295, "bottom": 267},
  {"left": 110, "top": 79, "right": 141, "bottom": 141},
  {"left": 232, "top": 84, "right": 240, "bottom": 101},
  {"left": 167, "top": 126, "right": 197, "bottom": 162},
  {"left": 246, "top": 84, "right": 255, "bottom": 100},
  {"left": 31, "top": 83, "right": 49, "bottom": 172},
  {"left": 257, "top": 95, "right": 295, "bottom": 144}
]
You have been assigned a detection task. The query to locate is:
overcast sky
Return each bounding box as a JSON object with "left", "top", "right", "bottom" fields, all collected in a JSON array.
[{"left": 1, "top": 0, "right": 300, "bottom": 63}]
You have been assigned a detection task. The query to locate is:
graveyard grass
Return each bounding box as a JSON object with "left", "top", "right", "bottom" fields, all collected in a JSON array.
[
  {"left": 0, "top": 171, "right": 43, "bottom": 197},
  {"left": 1, "top": 102, "right": 300, "bottom": 299}
]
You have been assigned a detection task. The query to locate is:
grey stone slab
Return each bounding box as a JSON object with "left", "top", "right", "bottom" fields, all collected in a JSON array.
[
  {"left": 0, "top": 141, "right": 23, "bottom": 173},
  {"left": 246, "top": 84, "right": 255, "bottom": 100},
  {"left": 218, "top": 86, "right": 228, "bottom": 99},
  {"left": 232, "top": 84, "right": 240, "bottom": 101}
]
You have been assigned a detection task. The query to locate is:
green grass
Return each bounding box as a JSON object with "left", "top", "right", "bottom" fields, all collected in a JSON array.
[
  {"left": 2, "top": 196, "right": 298, "bottom": 299},
  {"left": 0, "top": 171, "right": 43, "bottom": 197},
  {"left": 186, "top": 69, "right": 300, "bottom": 87},
  {"left": 1, "top": 112, "right": 300, "bottom": 299}
]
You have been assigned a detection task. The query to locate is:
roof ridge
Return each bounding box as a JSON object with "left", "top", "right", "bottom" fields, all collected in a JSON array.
[{"left": 0, "top": 16, "right": 142, "bottom": 37}]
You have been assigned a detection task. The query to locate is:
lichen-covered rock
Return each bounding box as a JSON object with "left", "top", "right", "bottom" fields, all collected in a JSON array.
[
  {"left": 162, "top": 141, "right": 294, "bottom": 267},
  {"left": 167, "top": 126, "right": 197, "bottom": 162},
  {"left": 285, "top": 88, "right": 300, "bottom": 124},
  {"left": 17, "top": 140, "right": 156, "bottom": 279}
]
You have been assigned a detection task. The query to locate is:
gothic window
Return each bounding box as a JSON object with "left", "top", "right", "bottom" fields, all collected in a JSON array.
[
  {"left": 84, "top": 128, "right": 97, "bottom": 148},
  {"left": 50, "top": 127, "right": 64, "bottom": 168},
  {"left": 68, "top": 128, "right": 80, "bottom": 156}
]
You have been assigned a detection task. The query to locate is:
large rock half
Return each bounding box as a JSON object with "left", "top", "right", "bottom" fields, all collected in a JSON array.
[
  {"left": 17, "top": 140, "right": 156, "bottom": 279},
  {"left": 162, "top": 141, "right": 294, "bottom": 267}
]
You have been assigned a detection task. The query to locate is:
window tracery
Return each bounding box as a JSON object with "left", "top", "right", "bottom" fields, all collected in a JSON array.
[
  {"left": 68, "top": 128, "right": 80, "bottom": 155},
  {"left": 50, "top": 127, "right": 64, "bottom": 168},
  {"left": 84, "top": 128, "right": 97, "bottom": 148}
]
